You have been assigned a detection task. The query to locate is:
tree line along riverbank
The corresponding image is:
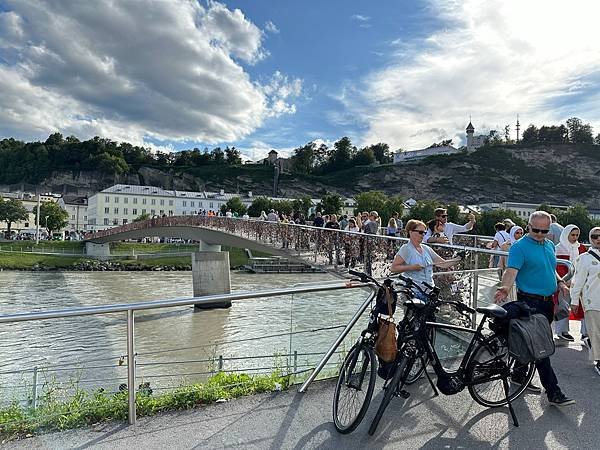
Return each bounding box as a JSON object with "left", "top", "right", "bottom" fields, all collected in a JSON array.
[{"left": 0, "top": 241, "right": 264, "bottom": 271}]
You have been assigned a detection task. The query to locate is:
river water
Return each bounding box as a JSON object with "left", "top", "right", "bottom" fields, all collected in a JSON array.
[{"left": 0, "top": 271, "right": 369, "bottom": 402}]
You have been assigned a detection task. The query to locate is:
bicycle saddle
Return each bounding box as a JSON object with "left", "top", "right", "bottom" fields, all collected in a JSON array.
[
  {"left": 476, "top": 304, "right": 507, "bottom": 318},
  {"left": 403, "top": 298, "right": 427, "bottom": 309}
]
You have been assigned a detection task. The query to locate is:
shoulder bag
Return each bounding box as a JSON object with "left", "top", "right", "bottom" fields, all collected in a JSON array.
[{"left": 375, "top": 286, "right": 398, "bottom": 363}]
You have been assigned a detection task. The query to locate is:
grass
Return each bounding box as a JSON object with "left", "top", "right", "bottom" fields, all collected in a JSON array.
[
  {"left": 0, "top": 244, "right": 269, "bottom": 270},
  {"left": 0, "top": 371, "right": 289, "bottom": 440}
]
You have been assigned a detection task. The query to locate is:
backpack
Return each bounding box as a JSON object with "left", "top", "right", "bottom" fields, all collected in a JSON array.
[{"left": 508, "top": 313, "right": 555, "bottom": 364}]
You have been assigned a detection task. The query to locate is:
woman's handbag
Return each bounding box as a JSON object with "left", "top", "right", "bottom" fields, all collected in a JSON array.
[
  {"left": 375, "top": 286, "right": 397, "bottom": 363},
  {"left": 554, "top": 291, "right": 570, "bottom": 321}
]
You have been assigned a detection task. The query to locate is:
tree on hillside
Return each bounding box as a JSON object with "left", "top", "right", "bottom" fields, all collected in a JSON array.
[
  {"left": 35, "top": 202, "right": 69, "bottom": 234},
  {"left": 484, "top": 130, "right": 503, "bottom": 146},
  {"left": 220, "top": 197, "right": 247, "bottom": 216},
  {"left": 521, "top": 124, "right": 538, "bottom": 144},
  {"left": 0, "top": 198, "right": 29, "bottom": 238},
  {"left": 538, "top": 125, "right": 568, "bottom": 143},
  {"left": 352, "top": 147, "right": 376, "bottom": 166},
  {"left": 368, "top": 143, "right": 392, "bottom": 164},
  {"left": 290, "top": 142, "right": 316, "bottom": 174},
  {"left": 248, "top": 197, "right": 272, "bottom": 217},
  {"left": 446, "top": 202, "right": 462, "bottom": 224},
  {"left": 595, "top": 133, "right": 600, "bottom": 145},
  {"left": 225, "top": 147, "right": 242, "bottom": 165},
  {"left": 318, "top": 193, "right": 343, "bottom": 215},
  {"left": 566, "top": 117, "right": 594, "bottom": 144}
]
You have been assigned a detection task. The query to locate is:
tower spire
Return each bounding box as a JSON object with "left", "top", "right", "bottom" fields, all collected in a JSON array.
[{"left": 516, "top": 114, "right": 521, "bottom": 143}]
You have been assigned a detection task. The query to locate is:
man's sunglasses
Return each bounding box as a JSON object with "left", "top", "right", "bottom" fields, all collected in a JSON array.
[
  {"left": 411, "top": 230, "right": 426, "bottom": 235},
  {"left": 438, "top": 214, "right": 448, "bottom": 218},
  {"left": 591, "top": 234, "right": 600, "bottom": 240},
  {"left": 529, "top": 227, "right": 549, "bottom": 234}
]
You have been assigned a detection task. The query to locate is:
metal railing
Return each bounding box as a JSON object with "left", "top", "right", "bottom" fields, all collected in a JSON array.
[{"left": 0, "top": 280, "right": 373, "bottom": 425}]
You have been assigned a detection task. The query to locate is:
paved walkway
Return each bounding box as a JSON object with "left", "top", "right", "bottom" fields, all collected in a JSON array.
[{"left": 4, "top": 339, "right": 598, "bottom": 450}]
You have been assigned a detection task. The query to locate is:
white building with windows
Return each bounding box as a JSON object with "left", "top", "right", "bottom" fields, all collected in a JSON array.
[
  {"left": 88, "top": 185, "right": 177, "bottom": 231},
  {"left": 58, "top": 196, "right": 88, "bottom": 232}
]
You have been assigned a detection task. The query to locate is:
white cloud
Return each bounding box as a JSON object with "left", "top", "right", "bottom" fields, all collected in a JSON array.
[
  {"left": 351, "top": 14, "right": 371, "bottom": 28},
  {"left": 355, "top": 0, "right": 600, "bottom": 150},
  {"left": 0, "top": 0, "right": 301, "bottom": 146},
  {"left": 260, "top": 71, "right": 303, "bottom": 118},
  {"left": 265, "top": 21, "right": 280, "bottom": 34}
]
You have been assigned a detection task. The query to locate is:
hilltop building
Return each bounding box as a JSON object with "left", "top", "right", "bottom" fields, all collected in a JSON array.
[{"left": 393, "top": 121, "right": 487, "bottom": 163}]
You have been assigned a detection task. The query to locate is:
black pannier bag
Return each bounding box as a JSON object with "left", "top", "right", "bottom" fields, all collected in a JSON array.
[{"left": 508, "top": 314, "right": 555, "bottom": 364}]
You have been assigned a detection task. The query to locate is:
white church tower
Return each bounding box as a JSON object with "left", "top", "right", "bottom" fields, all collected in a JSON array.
[{"left": 466, "top": 120, "right": 475, "bottom": 151}]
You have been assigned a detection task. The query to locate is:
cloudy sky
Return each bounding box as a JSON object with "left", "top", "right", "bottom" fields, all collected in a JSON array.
[{"left": 1, "top": 0, "right": 600, "bottom": 159}]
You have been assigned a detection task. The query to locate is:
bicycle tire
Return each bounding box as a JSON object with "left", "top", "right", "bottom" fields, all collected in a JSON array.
[
  {"left": 465, "top": 334, "right": 535, "bottom": 407},
  {"left": 368, "top": 355, "right": 410, "bottom": 436},
  {"left": 333, "top": 343, "right": 377, "bottom": 434}
]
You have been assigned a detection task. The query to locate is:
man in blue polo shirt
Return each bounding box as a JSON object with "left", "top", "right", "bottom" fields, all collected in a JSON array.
[{"left": 494, "top": 211, "right": 574, "bottom": 406}]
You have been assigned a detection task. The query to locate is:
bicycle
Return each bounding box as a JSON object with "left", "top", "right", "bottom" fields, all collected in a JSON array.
[
  {"left": 367, "top": 276, "right": 536, "bottom": 435},
  {"left": 332, "top": 270, "right": 444, "bottom": 434}
]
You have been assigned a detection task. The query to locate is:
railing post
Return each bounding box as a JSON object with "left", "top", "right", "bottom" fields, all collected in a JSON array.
[
  {"left": 126, "top": 309, "right": 136, "bottom": 425},
  {"left": 31, "top": 366, "right": 38, "bottom": 410},
  {"left": 293, "top": 350, "right": 298, "bottom": 373},
  {"left": 471, "top": 262, "right": 479, "bottom": 329},
  {"left": 299, "top": 287, "right": 375, "bottom": 393},
  {"left": 218, "top": 355, "right": 223, "bottom": 371}
]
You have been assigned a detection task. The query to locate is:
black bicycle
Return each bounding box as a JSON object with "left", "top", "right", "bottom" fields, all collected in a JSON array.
[
  {"left": 367, "top": 276, "right": 536, "bottom": 435},
  {"left": 332, "top": 270, "right": 440, "bottom": 433}
]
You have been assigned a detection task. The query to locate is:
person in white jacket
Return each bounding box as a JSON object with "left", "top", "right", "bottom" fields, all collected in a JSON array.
[{"left": 570, "top": 226, "right": 600, "bottom": 376}]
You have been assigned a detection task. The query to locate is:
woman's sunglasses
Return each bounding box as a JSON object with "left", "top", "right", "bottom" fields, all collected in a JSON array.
[
  {"left": 411, "top": 230, "right": 426, "bottom": 235},
  {"left": 591, "top": 234, "right": 600, "bottom": 240}
]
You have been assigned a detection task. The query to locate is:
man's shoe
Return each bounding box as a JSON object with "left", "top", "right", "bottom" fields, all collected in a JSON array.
[
  {"left": 548, "top": 392, "right": 576, "bottom": 406},
  {"left": 511, "top": 377, "right": 542, "bottom": 394},
  {"left": 560, "top": 332, "right": 575, "bottom": 342},
  {"left": 594, "top": 362, "right": 600, "bottom": 377}
]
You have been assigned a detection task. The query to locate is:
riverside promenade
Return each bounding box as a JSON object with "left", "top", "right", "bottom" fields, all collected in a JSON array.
[{"left": 5, "top": 337, "right": 597, "bottom": 450}]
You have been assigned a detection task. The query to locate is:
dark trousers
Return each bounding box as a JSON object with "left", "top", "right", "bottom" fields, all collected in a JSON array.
[{"left": 514, "top": 292, "right": 561, "bottom": 397}]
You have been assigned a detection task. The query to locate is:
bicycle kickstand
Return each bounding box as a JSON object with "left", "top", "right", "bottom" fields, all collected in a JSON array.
[
  {"left": 502, "top": 377, "right": 519, "bottom": 427},
  {"left": 423, "top": 357, "right": 439, "bottom": 397}
]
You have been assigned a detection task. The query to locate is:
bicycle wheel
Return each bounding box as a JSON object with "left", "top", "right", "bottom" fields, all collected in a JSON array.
[
  {"left": 466, "top": 334, "right": 535, "bottom": 407},
  {"left": 368, "top": 354, "right": 410, "bottom": 436},
  {"left": 404, "top": 327, "right": 435, "bottom": 385},
  {"left": 333, "top": 343, "right": 377, "bottom": 434}
]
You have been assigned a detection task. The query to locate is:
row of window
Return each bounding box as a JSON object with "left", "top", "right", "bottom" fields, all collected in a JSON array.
[
  {"left": 104, "top": 195, "right": 174, "bottom": 206},
  {"left": 103, "top": 207, "right": 174, "bottom": 216}
]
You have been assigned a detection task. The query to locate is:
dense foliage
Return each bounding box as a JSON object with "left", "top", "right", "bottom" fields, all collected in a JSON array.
[{"left": 0, "top": 133, "right": 244, "bottom": 184}]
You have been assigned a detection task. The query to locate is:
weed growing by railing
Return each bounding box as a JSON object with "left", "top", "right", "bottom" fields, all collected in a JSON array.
[{"left": 0, "top": 371, "right": 289, "bottom": 441}]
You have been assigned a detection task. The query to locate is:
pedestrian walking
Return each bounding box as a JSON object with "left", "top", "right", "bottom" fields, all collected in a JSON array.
[
  {"left": 494, "top": 211, "right": 575, "bottom": 406},
  {"left": 570, "top": 227, "right": 600, "bottom": 375}
]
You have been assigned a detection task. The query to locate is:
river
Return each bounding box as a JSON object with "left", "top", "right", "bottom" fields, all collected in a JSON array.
[{"left": 0, "top": 271, "right": 368, "bottom": 403}]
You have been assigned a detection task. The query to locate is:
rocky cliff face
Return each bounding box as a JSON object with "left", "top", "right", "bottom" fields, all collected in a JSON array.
[{"left": 3, "top": 144, "right": 599, "bottom": 207}]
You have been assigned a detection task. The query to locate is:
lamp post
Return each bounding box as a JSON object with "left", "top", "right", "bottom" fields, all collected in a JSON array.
[{"left": 44, "top": 216, "right": 49, "bottom": 239}]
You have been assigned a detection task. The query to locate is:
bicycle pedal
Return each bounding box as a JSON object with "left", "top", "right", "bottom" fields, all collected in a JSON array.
[{"left": 398, "top": 390, "right": 410, "bottom": 399}]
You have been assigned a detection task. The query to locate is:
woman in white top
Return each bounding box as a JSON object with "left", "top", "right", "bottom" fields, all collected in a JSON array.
[
  {"left": 391, "top": 219, "right": 461, "bottom": 299},
  {"left": 570, "top": 227, "right": 600, "bottom": 375}
]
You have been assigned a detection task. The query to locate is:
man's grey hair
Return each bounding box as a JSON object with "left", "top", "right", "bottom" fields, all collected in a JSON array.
[{"left": 528, "top": 210, "right": 552, "bottom": 224}]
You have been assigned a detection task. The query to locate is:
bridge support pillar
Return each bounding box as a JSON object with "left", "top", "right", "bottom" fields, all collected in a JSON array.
[
  {"left": 85, "top": 242, "right": 111, "bottom": 257},
  {"left": 192, "top": 251, "right": 231, "bottom": 309}
]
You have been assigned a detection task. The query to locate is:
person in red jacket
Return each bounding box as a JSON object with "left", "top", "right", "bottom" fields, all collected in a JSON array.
[{"left": 554, "top": 224, "right": 587, "bottom": 343}]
